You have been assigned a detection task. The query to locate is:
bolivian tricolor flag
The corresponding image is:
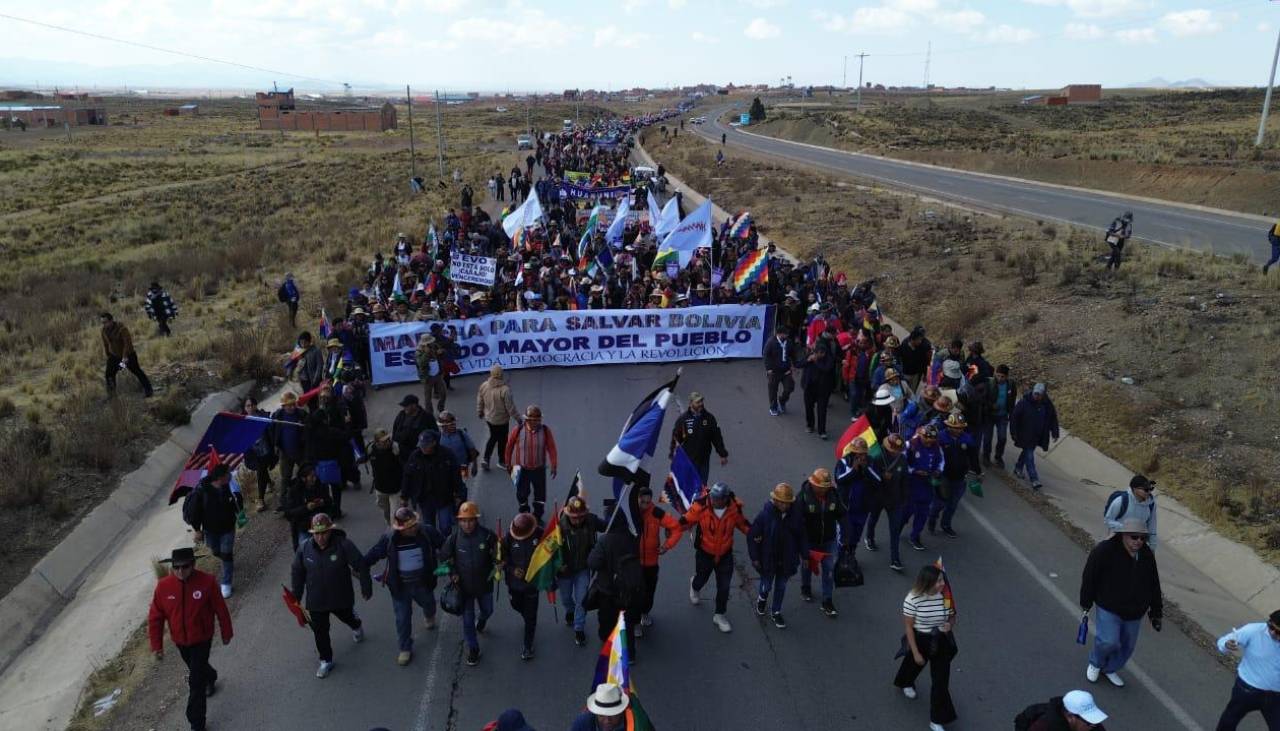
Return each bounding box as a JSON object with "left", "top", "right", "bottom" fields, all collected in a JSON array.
[
  {"left": 525, "top": 508, "right": 563, "bottom": 603},
  {"left": 834, "top": 414, "right": 880, "bottom": 460}
]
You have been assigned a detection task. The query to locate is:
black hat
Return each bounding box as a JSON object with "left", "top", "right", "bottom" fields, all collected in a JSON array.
[
  {"left": 162, "top": 547, "right": 197, "bottom": 567},
  {"left": 399, "top": 394, "right": 420, "bottom": 407},
  {"left": 1130, "top": 475, "right": 1154, "bottom": 491}
]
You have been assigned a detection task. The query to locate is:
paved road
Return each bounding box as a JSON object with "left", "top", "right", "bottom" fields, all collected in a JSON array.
[
  {"left": 149, "top": 360, "right": 1256, "bottom": 731},
  {"left": 695, "top": 105, "right": 1270, "bottom": 263}
]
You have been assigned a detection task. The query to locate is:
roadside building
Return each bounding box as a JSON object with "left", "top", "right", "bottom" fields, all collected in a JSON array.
[
  {"left": 0, "top": 105, "right": 108, "bottom": 127},
  {"left": 256, "top": 88, "right": 396, "bottom": 132}
]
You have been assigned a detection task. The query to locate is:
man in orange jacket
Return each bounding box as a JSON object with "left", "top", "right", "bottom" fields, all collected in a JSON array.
[
  {"left": 148, "top": 547, "right": 234, "bottom": 731},
  {"left": 635, "top": 487, "right": 683, "bottom": 635},
  {"left": 680, "top": 482, "right": 749, "bottom": 633}
]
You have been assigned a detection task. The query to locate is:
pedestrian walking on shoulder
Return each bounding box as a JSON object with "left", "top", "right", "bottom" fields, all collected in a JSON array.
[
  {"left": 148, "top": 547, "right": 233, "bottom": 731},
  {"left": 291, "top": 513, "right": 372, "bottom": 679},
  {"left": 895, "top": 564, "right": 959, "bottom": 731},
  {"left": 278, "top": 273, "right": 301, "bottom": 326},
  {"left": 1104, "top": 212, "right": 1132, "bottom": 271},
  {"left": 1266, "top": 221, "right": 1280, "bottom": 275},
  {"left": 363, "top": 507, "right": 444, "bottom": 666},
  {"left": 797, "top": 468, "right": 844, "bottom": 617},
  {"left": 182, "top": 464, "right": 243, "bottom": 599},
  {"left": 440, "top": 501, "right": 498, "bottom": 666},
  {"left": 982, "top": 365, "right": 1016, "bottom": 469},
  {"left": 1015, "top": 690, "right": 1109, "bottom": 731},
  {"left": 1104, "top": 474, "right": 1158, "bottom": 548},
  {"left": 763, "top": 327, "right": 796, "bottom": 416},
  {"left": 668, "top": 391, "right": 729, "bottom": 483},
  {"left": 558, "top": 496, "right": 605, "bottom": 646},
  {"left": 1080, "top": 518, "right": 1163, "bottom": 688},
  {"left": 635, "top": 487, "right": 682, "bottom": 632},
  {"left": 681, "top": 482, "right": 750, "bottom": 633},
  {"left": 587, "top": 514, "right": 646, "bottom": 661},
  {"left": 143, "top": 281, "right": 178, "bottom": 337},
  {"left": 748, "top": 483, "right": 807, "bottom": 630},
  {"left": 1215, "top": 610, "right": 1280, "bottom": 730},
  {"left": 504, "top": 405, "right": 558, "bottom": 520},
  {"left": 477, "top": 364, "right": 517, "bottom": 470},
  {"left": 101, "top": 312, "right": 154, "bottom": 397},
  {"left": 1010, "top": 382, "right": 1060, "bottom": 490},
  {"left": 502, "top": 512, "right": 542, "bottom": 661}
]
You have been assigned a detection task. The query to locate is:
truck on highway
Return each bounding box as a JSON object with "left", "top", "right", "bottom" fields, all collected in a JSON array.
[{"left": 516, "top": 134, "right": 533, "bottom": 149}]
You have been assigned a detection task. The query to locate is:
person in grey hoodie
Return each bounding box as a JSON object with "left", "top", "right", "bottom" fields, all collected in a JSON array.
[
  {"left": 291, "top": 513, "right": 372, "bottom": 679},
  {"left": 1103, "top": 474, "right": 1158, "bottom": 549}
]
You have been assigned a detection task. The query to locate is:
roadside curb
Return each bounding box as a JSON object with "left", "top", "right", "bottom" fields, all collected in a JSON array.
[
  {"left": 0, "top": 381, "right": 253, "bottom": 678},
  {"left": 639, "top": 136, "right": 1279, "bottom": 634}
]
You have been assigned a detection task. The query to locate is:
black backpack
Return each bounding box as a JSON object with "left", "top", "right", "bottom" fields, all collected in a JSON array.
[{"left": 1014, "top": 702, "right": 1051, "bottom": 731}]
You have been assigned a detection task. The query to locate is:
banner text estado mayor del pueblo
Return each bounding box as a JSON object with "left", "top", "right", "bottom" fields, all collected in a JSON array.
[{"left": 368, "top": 305, "right": 768, "bottom": 384}]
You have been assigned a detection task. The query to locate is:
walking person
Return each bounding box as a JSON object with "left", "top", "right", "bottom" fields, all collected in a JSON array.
[
  {"left": 863, "top": 434, "right": 909, "bottom": 572},
  {"left": 294, "top": 331, "right": 324, "bottom": 398},
  {"left": 1104, "top": 212, "right": 1133, "bottom": 271},
  {"left": 635, "top": 487, "right": 682, "bottom": 632},
  {"left": 1080, "top": 518, "right": 1163, "bottom": 688},
  {"left": 440, "top": 501, "right": 498, "bottom": 666},
  {"left": 366, "top": 429, "right": 401, "bottom": 525},
  {"left": 894, "top": 564, "right": 959, "bottom": 731},
  {"left": 668, "top": 391, "right": 729, "bottom": 484},
  {"left": 182, "top": 464, "right": 243, "bottom": 599},
  {"left": 764, "top": 327, "right": 796, "bottom": 416},
  {"left": 1103, "top": 474, "right": 1158, "bottom": 548},
  {"left": 748, "top": 483, "right": 807, "bottom": 630},
  {"left": 502, "top": 512, "right": 542, "bottom": 661},
  {"left": 982, "top": 365, "right": 1016, "bottom": 469},
  {"left": 903, "top": 425, "right": 944, "bottom": 554},
  {"left": 143, "top": 281, "right": 178, "bottom": 337},
  {"left": 1015, "top": 690, "right": 1109, "bottom": 731},
  {"left": 558, "top": 496, "right": 605, "bottom": 647},
  {"left": 400, "top": 429, "right": 465, "bottom": 534},
  {"left": 930, "top": 413, "right": 978, "bottom": 538},
  {"left": 277, "top": 273, "right": 301, "bottom": 326},
  {"left": 148, "top": 547, "right": 233, "bottom": 731},
  {"left": 282, "top": 463, "right": 332, "bottom": 551},
  {"left": 1214, "top": 610, "right": 1280, "bottom": 730},
  {"left": 681, "top": 482, "right": 750, "bottom": 633},
  {"left": 363, "top": 507, "right": 445, "bottom": 666},
  {"left": 504, "top": 405, "right": 559, "bottom": 520},
  {"left": 101, "top": 312, "right": 154, "bottom": 398},
  {"left": 571, "top": 683, "right": 630, "bottom": 731},
  {"left": 587, "top": 514, "right": 646, "bottom": 661},
  {"left": 1010, "top": 383, "right": 1060, "bottom": 490},
  {"left": 834, "top": 438, "right": 872, "bottom": 557},
  {"left": 416, "top": 335, "right": 448, "bottom": 416},
  {"left": 291, "top": 513, "right": 372, "bottom": 679},
  {"left": 801, "top": 326, "right": 839, "bottom": 439},
  {"left": 270, "top": 391, "right": 306, "bottom": 498},
  {"left": 477, "top": 364, "right": 517, "bottom": 470},
  {"left": 797, "top": 468, "right": 844, "bottom": 617},
  {"left": 1265, "top": 220, "right": 1280, "bottom": 275}
]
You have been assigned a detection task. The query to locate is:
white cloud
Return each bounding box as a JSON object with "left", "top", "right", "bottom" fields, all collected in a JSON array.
[
  {"left": 744, "top": 0, "right": 787, "bottom": 7},
  {"left": 621, "top": 0, "right": 650, "bottom": 14},
  {"left": 938, "top": 9, "right": 984, "bottom": 33},
  {"left": 985, "top": 24, "right": 1038, "bottom": 43},
  {"left": 593, "top": 25, "right": 650, "bottom": 49},
  {"left": 1114, "top": 27, "right": 1157, "bottom": 43},
  {"left": 1159, "top": 9, "right": 1222, "bottom": 38},
  {"left": 744, "top": 17, "right": 781, "bottom": 39},
  {"left": 1260, "top": 22, "right": 1272, "bottom": 33},
  {"left": 668, "top": 0, "right": 687, "bottom": 7},
  {"left": 691, "top": 31, "right": 719, "bottom": 43},
  {"left": 888, "top": 0, "right": 939, "bottom": 12},
  {"left": 1021, "top": 0, "right": 1152, "bottom": 18},
  {"left": 1064, "top": 21, "right": 1105, "bottom": 39},
  {"left": 815, "top": 6, "right": 915, "bottom": 35},
  {"left": 447, "top": 10, "right": 575, "bottom": 50},
  {"left": 420, "top": 0, "right": 465, "bottom": 12}
]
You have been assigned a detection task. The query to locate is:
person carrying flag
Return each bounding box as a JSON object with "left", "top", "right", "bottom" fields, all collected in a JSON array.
[
  {"left": 587, "top": 513, "right": 646, "bottom": 662},
  {"left": 834, "top": 438, "right": 872, "bottom": 558},
  {"left": 558, "top": 496, "right": 605, "bottom": 647},
  {"left": 668, "top": 392, "right": 729, "bottom": 484},
  {"left": 182, "top": 464, "right": 243, "bottom": 599},
  {"left": 864, "top": 433, "right": 910, "bottom": 572},
  {"left": 505, "top": 405, "right": 559, "bottom": 520},
  {"left": 895, "top": 563, "right": 959, "bottom": 731},
  {"left": 571, "top": 683, "right": 630, "bottom": 731},
  {"left": 681, "top": 481, "right": 750, "bottom": 633},
  {"left": 362, "top": 506, "right": 445, "bottom": 666},
  {"left": 502, "top": 512, "right": 542, "bottom": 661},
  {"left": 748, "top": 483, "right": 807, "bottom": 630},
  {"left": 635, "top": 487, "right": 683, "bottom": 632},
  {"left": 797, "top": 468, "right": 844, "bottom": 617},
  {"left": 291, "top": 513, "right": 372, "bottom": 679},
  {"left": 440, "top": 501, "right": 498, "bottom": 667}
]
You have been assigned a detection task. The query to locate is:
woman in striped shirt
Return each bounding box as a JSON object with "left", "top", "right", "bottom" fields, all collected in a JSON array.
[{"left": 894, "top": 564, "right": 959, "bottom": 731}]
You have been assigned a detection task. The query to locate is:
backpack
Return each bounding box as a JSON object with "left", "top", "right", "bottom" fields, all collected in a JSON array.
[
  {"left": 1014, "top": 702, "right": 1051, "bottom": 731},
  {"left": 615, "top": 549, "right": 645, "bottom": 607},
  {"left": 243, "top": 435, "right": 276, "bottom": 471},
  {"left": 276, "top": 283, "right": 289, "bottom": 303},
  {"left": 1104, "top": 490, "right": 1129, "bottom": 522}
]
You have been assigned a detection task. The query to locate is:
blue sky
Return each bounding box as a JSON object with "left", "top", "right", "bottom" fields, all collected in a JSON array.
[{"left": 0, "top": 0, "right": 1269, "bottom": 91}]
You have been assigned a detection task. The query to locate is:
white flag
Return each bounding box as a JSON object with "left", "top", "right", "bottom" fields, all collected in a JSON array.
[
  {"left": 502, "top": 194, "right": 545, "bottom": 241},
  {"left": 606, "top": 195, "right": 631, "bottom": 248},
  {"left": 656, "top": 196, "right": 681, "bottom": 240},
  {"left": 656, "top": 199, "right": 713, "bottom": 269},
  {"left": 646, "top": 188, "right": 662, "bottom": 230}
]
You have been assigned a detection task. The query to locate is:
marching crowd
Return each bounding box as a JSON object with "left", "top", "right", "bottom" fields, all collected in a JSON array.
[{"left": 142, "top": 121, "right": 1280, "bottom": 731}]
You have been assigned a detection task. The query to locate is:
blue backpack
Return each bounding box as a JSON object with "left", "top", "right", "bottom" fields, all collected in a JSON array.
[{"left": 1104, "top": 490, "right": 1130, "bottom": 521}]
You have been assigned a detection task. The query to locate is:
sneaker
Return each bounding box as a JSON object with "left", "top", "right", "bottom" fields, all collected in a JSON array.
[
  {"left": 641, "top": 613, "right": 653, "bottom": 627},
  {"left": 805, "top": 426, "right": 814, "bottom": 434},
  {"left": 397, "top": 651, "right": 412, "bottom": 666},
  {"left": 352, "top": 625, "right": 364, "bottom": 643},
  {"left": 574, "top": 631, "right": 586, "bottom": 647},
  {"left": 1086, "top": 664, "right": 1100, "bottom": 683},
  {"left": 769, "top": 407, "right": 779, "bottom": 417},
  {"left": 316, "top": 661, "right": 334, "bottom": 679},
  {"left": 818, "top": 433, "right": 828, "bottom": 441},
  {"left": 424, "top": 615, "right": 438, "bottom": 630},
  {"left": 565, "top": 611, "right": 574, "bottom": 626},
  {"left": 465, "top": 647, "right": 480, "bottom": 666},
  {"left": 890, "top": 560, "right": 904, "bottom": 573},
  {"left": 821, "top": 600, "right": 838, "bottom": 618},
  {"left": 1105, "top": 672, "right": 1125, "bottom": 687},
  {"left": 220, "top": 584, "right": 232, "bottom": 599},
  {"left": 771, "top": 612, "right": 786, "bottom": 629},
  {"left": 1031, "top": 481, "right": 1044, "bottom": 491},
  {"left": 755, "top": 596, "right": 767, "bottom": 616},
  {"left": 902, "top": 686, "right": 917, "bottom": 700},
  {"left": 778, "top": 402, "right": 787, "bottom": 414},
  {"left": 943, "top": 527, "right": 958, "bottom": 538},
  {"left": 800, "top": 586, "right": 814, "bottom": 602},
  {"left": 712, "top": 614, "right": 732, "bottom": 633},
  {"left": 909, "top": 539, "right": 926, "bottom": 552},
  {"left": 480, "top": 460, "right": 490, "bottom": 471},
  {"left": 1013, "top": 468, "right": 1025, "bottom": 479},
  {"left": 929, "top": 723, "right": 945, "bottom": 731},
  {"left": 864, "top": 537, "right": 878, "bottom": 552},
  {"left": 521, "top": 647, "right": 534, "bottom": 661},
  {"left": 689, "top": 577, "right": 702, "bottom": 605},
  {"left": 476, "top": 617, "right": 487, "bottom": 634}
]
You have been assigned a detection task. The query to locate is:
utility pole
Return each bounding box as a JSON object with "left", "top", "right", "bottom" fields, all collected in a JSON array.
[
  {"left": 923, "top": 42, "right": 932, "bottom": 91},
  {"left": 406, "top": 84, "right": 417, "bottom": 179},
  {"left": 843, "top": 55, "right": 847, "bottom": 90},
  {"left": 434, "top": 90, "right": 445, "bottom": 177},
  {"left": 856, "top": 52, "right": 868, "bottom": 111},
  {"left": 1258, "top": 26, "right": 1280, "bottom": 147}
]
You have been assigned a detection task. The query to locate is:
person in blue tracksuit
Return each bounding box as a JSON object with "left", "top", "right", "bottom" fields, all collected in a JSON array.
[
  {"left": 930, "top": 413, "right": 978, "bottom": 538},
  {"left": 834, "top": 438, "right": 872, "bottom": 557},
  {"left": 748, "top": 483, "right": 808, "bottom": 629},
  {"left": 902, "top": 425, "right": 944, "bottom": 554}
]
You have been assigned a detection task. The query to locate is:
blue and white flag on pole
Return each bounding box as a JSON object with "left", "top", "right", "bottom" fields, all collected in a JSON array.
[
  {"left": 599, "top": 371, "right": 681, "bottom": 492},
  {"left": 606, "top": 195, "right": 631, "bottom": 248},
  {"left": 666, "top": 444, "right": 703, "bottom": 512},
  {"left": 655, "top": 196, "right": 681, "bottom": 240}
]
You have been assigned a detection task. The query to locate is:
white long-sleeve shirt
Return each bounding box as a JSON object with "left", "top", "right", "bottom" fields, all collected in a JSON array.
[{"left": 1218, "top": 623, "right": 1280, "bottom": 691}]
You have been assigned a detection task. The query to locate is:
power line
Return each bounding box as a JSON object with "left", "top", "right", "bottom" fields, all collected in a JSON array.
[{"left": 0, "top": 11, "right": 345, "bottom": 87}]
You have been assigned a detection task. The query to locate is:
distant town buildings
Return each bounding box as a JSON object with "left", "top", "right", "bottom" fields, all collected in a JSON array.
[
  {"left": 0, "top": 104, "right": 108, "bottom": 127},
  {"left": 256, "top": 88, "right": 396, "bottom": 132},
  {"left": 1023, "top": 84, "right": 1102, "bottom": 105}
]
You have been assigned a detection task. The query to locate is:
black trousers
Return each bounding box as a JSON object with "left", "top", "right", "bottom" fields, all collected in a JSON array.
[
  {"left": 692, "top": 549, "right": 734, "bottom": 614},
  {"left": 286, "top": 301, "right": 298, "bottom": 326},
  {"left": 641, "top": 565, "right": 660, "bottom": 615},
  {"left": 596, "top": 595, "right": 640, "bottom": 660},
  {"left": 156, "top": 317, "right": 172, "bottom": 337},
  {"left": 767, "top": 371, "right": 794, "bottom": 409},
  {"left": 177, "top": 640, "right": 215, "bottom": 731},
  {"left": 105, "top": 353, "right": 152, "bottom": 395},
  {"left": 804, "top": 385, "right": 832, "bottom": 434},
  {"left": 484, "top": 422, "right": 510, "bottom": 463},
  {"left": 508, "top": 588, "right": 539, "bottom": 651},
  {"left": 894, "top": 630, "right": 958, "bottom": 725},
  {"left": 1107, "top": 240, "right": 1126, "bottom": 270},
  {"left": 309, "top": 608, "right": 361, "bottom": 663}
]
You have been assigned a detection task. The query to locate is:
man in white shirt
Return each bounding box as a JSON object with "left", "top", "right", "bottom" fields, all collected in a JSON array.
[{"left": 1216, "top": 610, "right": 1280, "bottom": 730}]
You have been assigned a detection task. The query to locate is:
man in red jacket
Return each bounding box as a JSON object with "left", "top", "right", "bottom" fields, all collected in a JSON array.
[{"left": 148, "top": 547, "right": 233, "bottom": 731}]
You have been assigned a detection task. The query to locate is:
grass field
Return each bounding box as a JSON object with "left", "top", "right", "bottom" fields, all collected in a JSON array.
[
  {"left": 646, "top": 126, "right": 1280, "bottom": 562},
  {"left": 748, "top": 88, "right": 1280, "bottom": 216},
  {"left": 0, "top": 95, "right": 652, "bottom": 601}
]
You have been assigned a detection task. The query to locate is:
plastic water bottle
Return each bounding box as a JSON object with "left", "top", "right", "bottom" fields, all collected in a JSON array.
[{"left": 1076, "top": 612, "right": 1089, "bottom": 645}]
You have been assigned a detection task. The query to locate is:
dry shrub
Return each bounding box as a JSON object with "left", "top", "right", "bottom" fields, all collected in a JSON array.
[
  {"left": 0, "top": 422, "right": 54, "bottom": 507},
  {"left": 0, "top": 395, "right": 14, "bottom": 419},
  {"left": 56, "top": 390, "right": 146, "bottom": 471},
  {"left": 212, "top": 320, "right": 287, "bottom": 381},
  {"left": 1058, "top": 262, "right": 1082, "bottom": 286},
  {"left": 150, "top": 388, "right": 191, "bottom": 426}
]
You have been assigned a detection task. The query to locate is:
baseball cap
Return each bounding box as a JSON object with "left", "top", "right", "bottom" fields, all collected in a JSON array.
[{"left": 1063, "top": 690, "right": 1107, "bottom": 724}]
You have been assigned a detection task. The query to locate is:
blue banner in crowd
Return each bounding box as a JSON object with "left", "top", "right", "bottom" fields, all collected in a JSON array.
[{"left": 559, "top": 182, "right": 632, "bottom": 200}]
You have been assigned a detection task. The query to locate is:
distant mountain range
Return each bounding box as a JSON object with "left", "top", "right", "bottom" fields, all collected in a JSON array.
[{"left": 1125, "top": 77, "right": 1220, "bottom": 89}]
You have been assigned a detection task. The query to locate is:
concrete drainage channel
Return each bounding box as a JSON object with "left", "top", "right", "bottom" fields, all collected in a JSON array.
[{"left": 0, "top": 381, "right": 253, "bottom": 678}]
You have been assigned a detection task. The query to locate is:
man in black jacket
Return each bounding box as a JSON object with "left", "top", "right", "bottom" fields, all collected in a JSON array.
[
  {"left": 501, "top": 512, "right": 541, "bottom": 661},
  {"left": 763, "top": 327, "right": 795, "bottom": 416},
  {"left": 392, "top": 394, "right": 438, "bottom": 459},
  {"left": 291, "top": 513, "right": 372, "bottom": 679},
  {"left": 440, "top": 502, "right": 497, "bottom": 666},
  {"left": 668, "top": 392, "right": 729, "bottom": 483},
  {"left": 401, "top": 429, "right": 465, "bottom": 534},
  {"left": 282, "top": 463, "right": 332, "bottom": 551},
  {"left": 898, "top": 326, "right": 931, "bottom": 391},
  {"left": 558, "top": 497, "right": 605, "bottom": 647},
  {"left": 1079, "top": 519, "right": 1163, "bottom": 688},
  {"left": 183, "top": 464, "right": 243, "bottom": 599},
  {"left": 363, "top": 507, "right": 445, "bottom": 666},
  {"left": 588, "top": 517, "right": 645, "bottom": 661},
  {"left": 797, "top": 468, "right": 844, "bottom": 617}
]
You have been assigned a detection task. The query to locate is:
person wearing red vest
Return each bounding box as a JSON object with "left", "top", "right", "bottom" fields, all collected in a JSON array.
[{"left": 148, "top": 547, "right": 233, "bottom": 731}]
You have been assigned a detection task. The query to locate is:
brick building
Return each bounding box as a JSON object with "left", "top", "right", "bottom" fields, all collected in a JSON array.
[
  {"left": 1, "top": 105, "right": 107, "bottom": 127},
  {"left": 256, "top": 88, "right": 396, "bottom": 132}
]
